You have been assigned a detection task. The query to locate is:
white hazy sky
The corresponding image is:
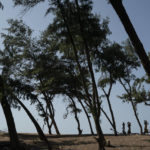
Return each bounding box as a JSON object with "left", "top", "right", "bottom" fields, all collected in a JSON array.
[{"left": 0, "top": 0, "right": 150, "bottom": 134}]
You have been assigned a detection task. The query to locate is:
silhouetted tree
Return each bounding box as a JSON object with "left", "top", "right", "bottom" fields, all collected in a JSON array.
[
  {"left": 97, "top": 43, "right": 125, "bottom": 135},
  {"left": 77, "top": 97, "right": 94, "bottom": 135},
  {"left": 64, "top": 96, "right": 82, "bottom": 135},
  {"left": 0, "top": 4, "right": 23, "bottom": 150},
  {"left": 117, "top": 42, "right": 143, "bottom": 134},
  {"left": 119, "top": 77, "right": 143, "bottom": 134},
  {"left": 0, "top": 19, "right": 52, "bottom": 150},
  {"left": 0, "top": 76, "right": 22, "bottom": 150},
  {"left": 36, "top": 98, "right": 53, "bottom": 134},
  {"left": 130, "top": 76, "right": 150, "bottom": 107},
  {"left": 45, "top": 1, "right": 107, "bottom": 149}
]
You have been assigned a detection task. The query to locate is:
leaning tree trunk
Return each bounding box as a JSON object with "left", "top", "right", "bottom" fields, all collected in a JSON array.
[
  {"left": 48, "top": 100, "right": 60, "bottom": 135},
  {"left": 104, "top": 92, "right": 117, "bottom": 135},
  {"left": 15, "top": 97, "right": 52, "bottom": 150},
  {"left": 49, "top": 101, "right": 60, "bottom": 135},
  {"left": 42, "top": 92, "right": 60, "bottom": 135},
  {"left": 78, "top": 98, "right": 94, "bottom": 135},
  {"left": 45, "top": 107, "right": 52, "bottom": 135},
  {"left": 130, "top": 100, "right": 143, "bottom": 134},
  {"left": 1, "top": 98, "right": 21, "bottom": 150},
  {"left": 106, "top": 96, "right": 117, "bottom": 135},
  {"left": 70, "top": 97, "right": 82, "bottom": 135},
  {"left": 102, "top": 81, "right": 117, "bottom": 135},
  {"left": 0, "top": 76, "right": 21, "bottom": 150},
  {"left": 75, "top": 0, "right": 106, "bottom": 149},
  {"left": 109, "top": 0, "right": 150, "bottom": 77},
  {"left": 93, "top": 113, "right": 106, "bottom": 150},
  {"left": 37, "top": 99, "right": 52, "bottom": 134},
  {"left": 38, "top": 77, "right": 59, "bottom": 135},
  {"left": 74, "top": 110, "right": 82, "bottom": 135}
]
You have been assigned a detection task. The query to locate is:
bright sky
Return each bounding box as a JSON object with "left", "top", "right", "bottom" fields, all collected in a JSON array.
[{"left": 0, "top": 0, "right": 150, "bottom": 134}]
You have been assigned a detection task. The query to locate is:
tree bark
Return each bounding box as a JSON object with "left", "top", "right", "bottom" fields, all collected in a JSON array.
[
  {"left": 0, "top": 76, "right": 21, "bottom": 150},
  {"left": 39, "top": 78, "right": 60, "bottom": 135},
  {"left": 15, "top": 97, "right": 52, "bottom": 150},
  {"left": 37, "top": 99, "right": 52, "bottom": 134},
  {"left": 78, "top": 98, "right": 94, "bottom": 135},
  {"left": 109, "top": 0, "right": 150, "bottom": 77},
  {"left": 102, "top": 85, "right": 117, "bottom": 135},
  {"left": 45, "top": 109, "right": 52, "bottom": 135},
  {"left": 70, "top": 97, "right": 82, "bottom": 135},
  {"left": 47, "top": 99, "right": 60, "bottom": 135},
  {"left": 93, "top": 115, "right": 106, "bottom": 150},
  {"left": 1, "top": 100, "right": 21, "bottom": 150},
  {"left": 105, "top": 95, "right": 117, "bottom": 135},
  {"left": 101, "top": 107, "right": 114, "bottom": 128},
  {"left": 130, "top": 100, "right": 143, "bottom": 134}
]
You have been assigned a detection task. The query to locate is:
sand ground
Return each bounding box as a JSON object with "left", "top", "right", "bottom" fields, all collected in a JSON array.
[{"left": 0, "top": 133, "right": 150, "bottom": 150}]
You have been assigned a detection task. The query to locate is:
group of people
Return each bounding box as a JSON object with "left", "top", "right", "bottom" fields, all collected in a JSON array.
[{"left": 122, "top": 120, "right": 149, "bottom": 135}]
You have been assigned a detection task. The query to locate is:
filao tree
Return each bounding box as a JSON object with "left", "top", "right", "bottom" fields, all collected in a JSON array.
[
  {"left": 1, "top": 19, "right": 52, "bottom": 150},
  {"left": 117, "top": 41, "right": 143, "bottom": 134},
  {"left": 0, "top": 76, "right": 22, "bottom": 150},
  {"left": 97, "top": 43, "right": 126, "bottom": 136},
  {"left": 127, "top": 77, "right": 150, "bottom": 110},
  {"left": 12, "top": 0, "right": 111, "bottom": 149},
  {"left": 0, "top": 3, "right": 22, "bottom": 150},
  {"left": 43, "top": 1, "right": 109, "bottom": 149}
]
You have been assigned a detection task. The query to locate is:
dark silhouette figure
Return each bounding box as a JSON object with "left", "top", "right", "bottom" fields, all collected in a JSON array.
[
  {"left": 127, "top": 122, "right": 131, "bottom": 135},
  {"left": 144, "top": 120, "right": 149, "bottom": 134},
  {"left": 122, "top": 122, "right": 126, "bottom": 135}
]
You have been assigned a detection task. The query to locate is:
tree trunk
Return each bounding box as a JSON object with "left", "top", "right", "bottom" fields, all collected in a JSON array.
[
  {"left": 38, "top": 77, "right": 60, "bottom": 135},
  {"left": 1, "top": 98, "right": 21, "bottom": 150},
  {"left": 74, "top": 111, "right": 82, "bottom": 135},
  {"left": 42, "top": 92, "right": 60, "bottom": 135},
  {"left": 102, "top": 81, "right": 117, "bottom": 135},
  {"left": 109, "top": 0, "right": 150, "bottom": 77},
  {"left": 15, "top": 97, "right": 52, "bottom": 150},
  {"left": 101, "top": 107, "right": 114, "bottom": 128},
  {"left": 78, "top": 98, "right": 94, "bottom": 135},
  {"left": 105, "top": 95, "right": 117, "bottom": 135},
  {"left": 37, "top": 99, "right": 52, "bottom": 134},
  {"left": 48, "top": 101, "right": 60, "bottom": 135},
  {"left": 74, "top": 1, "right": 106, "bottom": 148},
  {"left": 93, "top": 114, "right": 106, "bottom": 150},
  {"left": 46, "top": 115, "right": 52, "bottom": 135},
  {"left": 74, "top": 0, "right": 101, "bottom": 115},
  {"left": 0, "top": 76, "right": 21, "bottom": 150},
  {"left": 130, "top": 100, "right": 143, "bottom": 134},
  {"left": 51, "top": 113, "right": 60, "bottom": 135},
  {"left": 70, "top": 97, "right": 82, "bottom": 135}
]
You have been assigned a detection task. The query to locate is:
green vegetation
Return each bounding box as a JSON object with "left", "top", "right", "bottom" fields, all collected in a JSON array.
[{"left": 0, "top": 1, "right": 150, "bottom": 150}]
